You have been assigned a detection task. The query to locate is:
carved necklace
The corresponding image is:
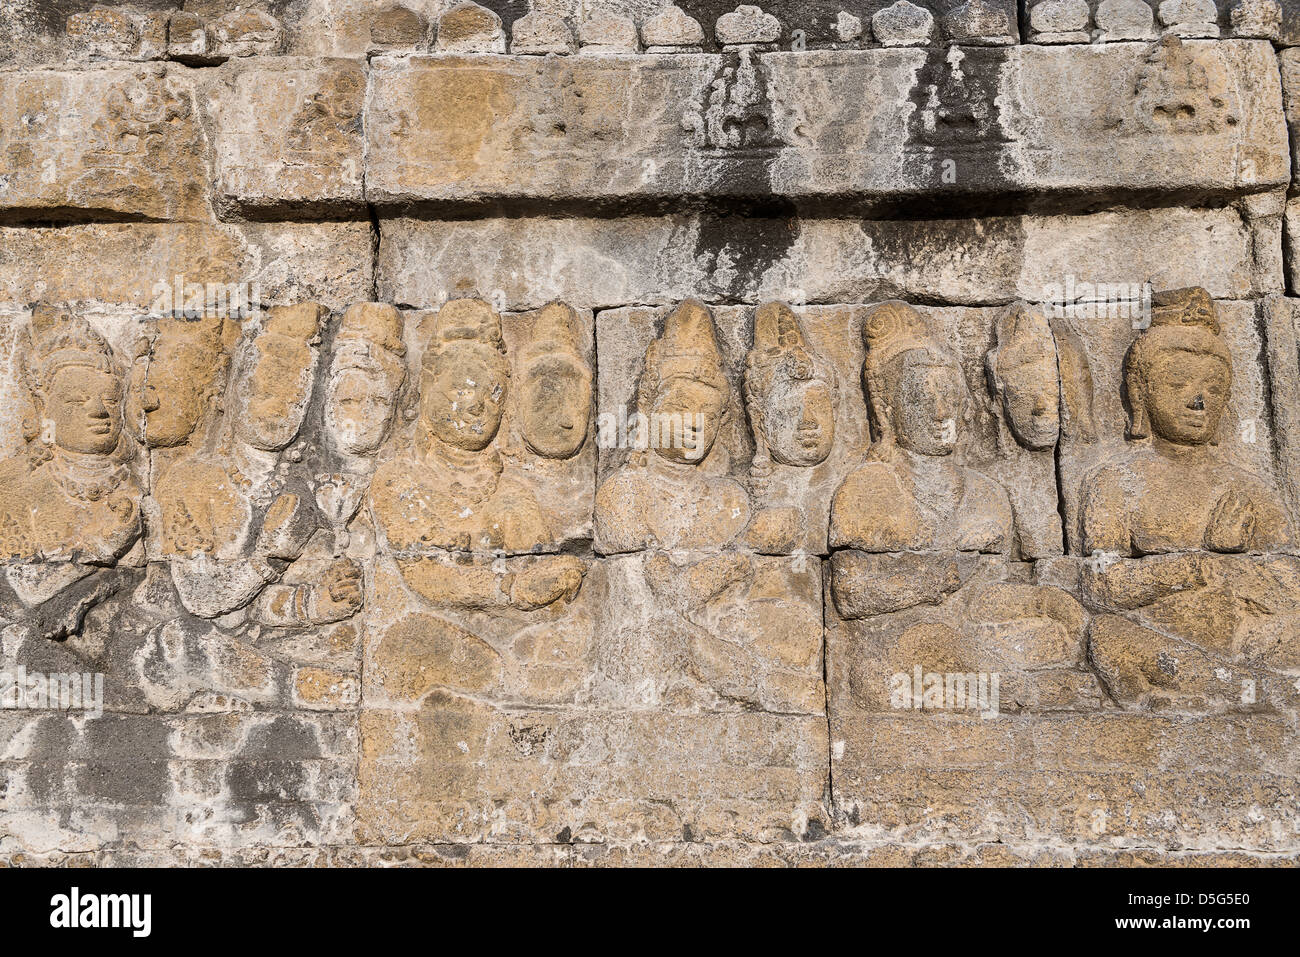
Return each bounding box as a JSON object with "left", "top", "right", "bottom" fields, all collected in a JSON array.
[
  {"left": 422, "top": 437, "right": 503, "bottom": 507},
  {"left": 43, "top": 449, "right": 128, "bottom": 503}
]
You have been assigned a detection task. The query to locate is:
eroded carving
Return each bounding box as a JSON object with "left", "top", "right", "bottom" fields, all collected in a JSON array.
[
  {"left": 155, "top": 303, "right": 350, "bottom": 624},
  {"left": 1080, "top": 288, "right": 1300, "bottom": 713},
  {"left": 744, "top": 300, "right": 838, "bottom": 472},
  {"left": 0, "top": 307, "right": 141, "bottom": 640},
  {"left": 986, "top": 302, "right": 1060, "bottom": 451},
  {"left": 830, "top": 301, "right": 1013, "bottom": 556},
  {"left": 595, "top": 299, "right": 764, "bottom": 554},
  {"left": 517, "top": 301, "right": 592, "bottom": 461}
]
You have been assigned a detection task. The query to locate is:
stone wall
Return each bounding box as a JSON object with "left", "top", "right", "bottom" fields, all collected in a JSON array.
[{"left": 0, "top": 0, "right": 1298, "bottom": 867}]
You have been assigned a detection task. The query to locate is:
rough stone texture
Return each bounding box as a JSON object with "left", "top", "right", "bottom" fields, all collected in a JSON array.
[
  {"left": 510, "top": 11, "right": 576, "bottom": 54},
  {"left": 1283, "top": 49, "right": 1300, "bottom": 197},
  {"left": 365, "top": 41, "right": 1287, "bottom": 210},
  {"left": 0, "top": 63, "right": 209, "bottom": 221},
  {"left": 203, "top": 57, "right": 367, "bottom": 216},
  {"left": 377, "top": 204, "right": 1260, "bottom": 311},
  {"left": 0, "top": 222, "right": 375, "bottom": 310},
  {"left": 642, "top": 6, "right": 706, "bottom": 51},
  {"left": 0, "top": 6, "right": 1299, "bottom": 870}
]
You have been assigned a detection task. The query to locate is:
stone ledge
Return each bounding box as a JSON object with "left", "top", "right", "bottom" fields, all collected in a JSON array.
[
  {"left": 364, "top": 40, "right": 1288, "bottom": 212},
  {"left": 377, "top": 204, "right": 1260, "bottom": 312}
]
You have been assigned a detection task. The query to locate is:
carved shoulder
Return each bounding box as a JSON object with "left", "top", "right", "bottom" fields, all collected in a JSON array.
[
  {"left": 829, "top": 462, "right": 912, "bottom": 551},
  {"left": 594, "top": 469, "right": 647, "bottom": 554}
]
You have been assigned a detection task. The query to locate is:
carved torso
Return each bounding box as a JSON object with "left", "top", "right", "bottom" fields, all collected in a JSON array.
[
  {"left": 594, "top": 462, "right": 752, "bottom": 553},
  {"left": 0, "top": 452, "right": 140, "bottom": 563},
  {"left": 1082, "top": 447, "right": 1293, "bottom": 556},
  {"left": 830, "top": 457, "right": 1012, "bottom": 554},
  {"left": 370, "top": 449, "right": 552, "bottom": 554}
]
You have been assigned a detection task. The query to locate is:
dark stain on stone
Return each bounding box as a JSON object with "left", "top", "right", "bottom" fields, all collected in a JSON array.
[
  {"left": 802, "top": 817, "right": 828, "bottom": 842},
  {"left": 858, "top": 214, "right": 1028, "bottom": 302},
  {"left": 75, "top": 761, "right": 169, "bottom": 806},
  {"left": 674, "top": 1, "right": 972, "bottom": 48},
  {"left": 240, "top": 715, "right": 322, "bottom": 761},
  {"left": 25, "top": 714, "right": 74, "bottom": 803},
  {"left": 74, "top": 717, "right": 170, "bottom": 805},
  {"left": 555, "top": 825, "right": 573, "bottom": 844},
  {"left": 475, "top": 0, "right": 529, "bottom": 32},
  {"left": 693, "top": 209, "right": 801, "bottom": 301},
  {"left": 904, "top": 44, "right": 1017, "bottom": 196},
  {"left": 228, "top": 760, "right": 309, "bottom": 804}
]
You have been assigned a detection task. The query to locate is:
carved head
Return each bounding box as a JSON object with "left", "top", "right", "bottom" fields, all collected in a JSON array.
[
  {"left": 986, "top": 302, "right": 1060, "bottom": 450},
  {"left": 744, "top": 301, "right": 837, "bottom": 469},
  {"left": 29, "top": 306, "right": 122, "bottom": 456},
  {"left": 518, "top": 302, "right": 591, "bottom": 460},
  {"left": 236, "top": 303, "right": 325, "bottom": 451},
  {"left": 1124, "top": 287, "right": 1231, "bottom": 446},
  {"left": 420, "top": 298, "right": 509, "bottom": 452},
  {"left": 325, "top": 303, "right": 407, "bottom": 457},
  {"left": 862, "top": 301, "right": 966, "bottom": 458},
  {"left": 125, "top": 313, "right": 229, "bottom": 448},
  {"left": 637, "top": 299, "right": 729, "bottom": 465}
]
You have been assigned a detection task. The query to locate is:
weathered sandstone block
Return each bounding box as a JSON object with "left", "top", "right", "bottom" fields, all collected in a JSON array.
[
  {"left": 365, "top": 40, "right": 1287, "bottom": 210},
  {"left": 0, "top": 63, "right": 209, "bottom": 221},
  {"left": 377, "top": 204, "right": 1258, "bottom": 313},
  {"left": 0, "top": 222, "right": 376, "bottom": 310},
  {"left": 203, "top": 58, "right": 367, "bottom": 215}
]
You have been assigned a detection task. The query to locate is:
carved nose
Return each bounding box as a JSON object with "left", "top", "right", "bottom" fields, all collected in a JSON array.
[{"left": 1190, "top": 394, "right": 1205, "bottom": 411}]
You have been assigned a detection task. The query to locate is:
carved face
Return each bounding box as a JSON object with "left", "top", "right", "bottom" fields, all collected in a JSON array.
[
  {"left": 124, "top": 342, "right": 213, "bottom": 448},
  {"left": 892, "top": 354, "right": 963, "bottom": 457},
  {"left": 1145, "top": 350, "right": 1230, "bottom": 445},
  {"left": 325, "top": 366, "right": 400, "bottom": 457},
  {"left": 48, "top": 366, "right": 121, "bottom": 455},
  {"left": 421, "top": 348, "right": 506, "bottom": 452},
  {"left": 521, "top": 356, "right": 591, "bottom": 459},
  {"left": 762, "top": 375, "right": 835, "bottom": 467},
  {"left": 998, "top": 348, "right": 1060, "bottom": 450},
  {"left": 651, "top": 376, "right": 725, "bottom": 465},
  {"left": 237, "top": 340, "right": 314, "bottom": 451}
]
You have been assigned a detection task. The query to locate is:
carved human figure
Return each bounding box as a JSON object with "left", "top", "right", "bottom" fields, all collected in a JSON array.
[
  {"left": 590, "top": 300, "right": 818, "bottom": 710},
  {"left": 830, "top": 300, "right": 1013, "bottom": 556},
  {"left": 369, "top": 298, "right": 583, "bottom": 611},
  {"left": 156, "top": 303, "right": 359, "bottom": 624},
  {"left": 985, "top": 302, "right": 1060, "bottom": 451},
  {"left": 315, "top": 302, "right": 408, "bottom": 550},
  {"left": 743, "top": 300, "right": 837, "bottom": 472},
  {"left": 517, "top": 301, "right": 592, "bottom": 460},
  {"left": 1080, "top": 288, "right": 1300, "bottom": 711},
  {"left": 1081, "top": 288, "right": 1291, "bottom": 556},
  {"left": 124, "top": 312, "right": 232, "bottom": 451},
  {"left": 595, "top": 299, "right": 796, "bottom": 554},
  {"left": 0, "top": 307, "right": 142, "bottom": 638}
]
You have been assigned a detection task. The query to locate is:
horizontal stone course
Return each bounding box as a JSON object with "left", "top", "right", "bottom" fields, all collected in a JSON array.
[
  {"left": 377, "top": 204, "right": 1260, "bottom": 311},
  {"left": 364, "top": 41, "right": 1288, "bottom": 211}
]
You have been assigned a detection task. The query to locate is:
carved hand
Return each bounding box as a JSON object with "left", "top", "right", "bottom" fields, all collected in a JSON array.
[
  {"left": 255, "top": 493, "right": 315, "bottom": 562},
  {"left": 1205, "top": 488, "right": 1257, "bottom": 553},
  {"left": 313, "top": 558, "right": 364, "bottom": 621}
]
